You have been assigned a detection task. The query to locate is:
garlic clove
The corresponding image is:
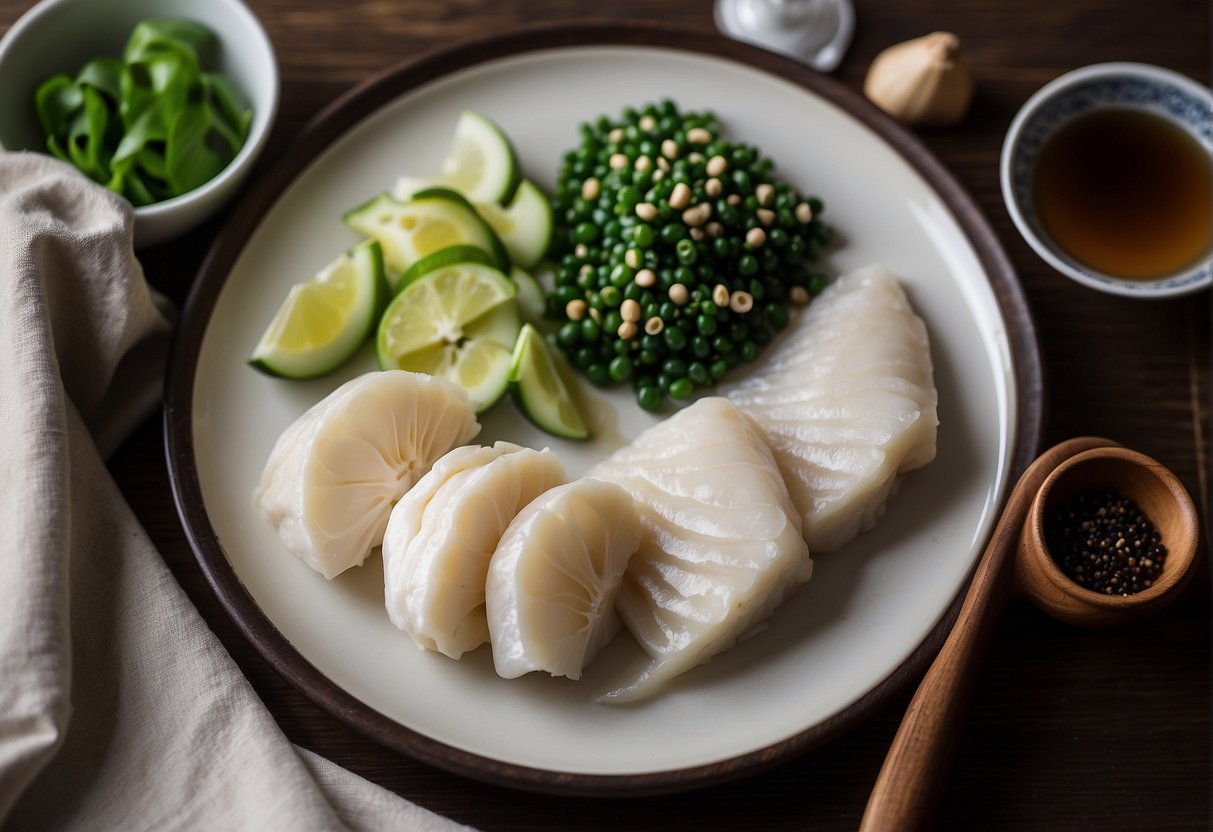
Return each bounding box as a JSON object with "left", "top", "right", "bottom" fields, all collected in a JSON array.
[{"left": 863, "top": 31, "right": 975, "bottom": 127}]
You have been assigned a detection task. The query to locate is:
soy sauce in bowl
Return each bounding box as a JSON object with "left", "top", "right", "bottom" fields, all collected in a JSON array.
[{"left": 1032, "top": 108, "right": 1213, "bottom": 280}]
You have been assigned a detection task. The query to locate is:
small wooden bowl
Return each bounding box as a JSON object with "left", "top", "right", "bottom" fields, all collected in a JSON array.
[{"left": 1016, "top": 446, "right": 1200, "bottom": 626}]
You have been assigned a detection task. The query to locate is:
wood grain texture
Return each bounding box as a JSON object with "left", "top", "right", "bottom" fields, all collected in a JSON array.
[{"left": 2, "top": 0, "right": 1208, "bottom": 828}]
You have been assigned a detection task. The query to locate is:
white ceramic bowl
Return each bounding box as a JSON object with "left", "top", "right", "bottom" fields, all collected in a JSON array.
[
  {"left": 0, "top": 0, "right": 279, "bottom": 248},
  {"left": 1000, "top": 62, "right": 1213, "bottom": 298}
]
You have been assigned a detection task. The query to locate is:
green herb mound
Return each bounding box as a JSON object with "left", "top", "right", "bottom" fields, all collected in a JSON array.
[
  {"left": 549, "top": 100, "right": 833, "bottom": 411},
  {"left": 35, "top": 19, "right": 253, "bottom": 206}
]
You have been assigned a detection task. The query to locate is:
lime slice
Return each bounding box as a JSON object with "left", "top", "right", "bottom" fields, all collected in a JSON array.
[
  {"left": 376, "top": 262, "right": 520, "bottom": 411},
  {"left": 249, "top": 240, "right": 387, "bottom": 379},
  {"left": 410, "top": 187, "right": 511, "bottom": 271},
  {"left": 343, "top": 192, "right": 507, "bottom": 282},
  {"left": 390, "top": 111, "right": 519, "bottom": 205},
  {"left": 476, "top": 179, "right": 553, "bottom": 270},
  {"left": 397, "top": 245, "right": 497, "bottom": 293},
  {"left": 509, "top": 323, "right": 590, "bottom": 440}
]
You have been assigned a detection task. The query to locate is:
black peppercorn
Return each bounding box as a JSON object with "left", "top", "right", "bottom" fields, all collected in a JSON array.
[{"left": 1045, "top": 489, "right": 1167, "bottom": 595}]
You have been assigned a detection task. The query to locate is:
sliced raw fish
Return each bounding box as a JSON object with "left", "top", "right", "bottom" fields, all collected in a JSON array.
[
  {"left": 255, "top": 370, "right": 479, "bottom": 579},
  {"left": 587, "top": 397, "right": 811, "bottom": 702},
  {"left": 721, "top": 263, "right": 938, "bottom": 553},
  {"left": 383, "top": 444, "right": 565, "bottom": 659},
  {"left": 486, "top": 478, "right": 642, "bottom": 680}
]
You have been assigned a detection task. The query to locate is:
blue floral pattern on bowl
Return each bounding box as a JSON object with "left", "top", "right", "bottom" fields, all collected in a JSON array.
[{"left": 1004, "top": 65, "right": 1213, "bottom": 296}]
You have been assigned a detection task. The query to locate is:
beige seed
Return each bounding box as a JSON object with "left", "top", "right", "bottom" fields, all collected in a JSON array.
[
  {"left": 790, "top": 285, "right": 811, "bottom": 306},
  {"left": 687, "top": 151, "right": 705, "bottom": 164},
  {"left": 729, "top": 291, "right": 754, "bottom": 314},
  {"left": 634, "top": 155, "right": 652, "bottom": 173},
  {"left": 727, "top": 194, "right": 741, "bottom": 206},
  {"left": 756, "top": 183, "right": 775, "bottom": 206},
  {"left": 625, "top": 249, "right": 642, "bottom": 268},
  {"left": 689, "top": 227, "right": 705, "bottom": 241},
  {"left": 669, "top": 182, "right": 693, "bottom": 210},
  {"left": 687, "top": 127, "right": 712, "bottom": 145},
  {"left": 588, "top": 306, "right": 601, "bottom": 324},
  {"left": 652, "top": 168, "right": 666, "bottom": 182},
  {"left": 644, "top": 317, "right": 664, "bottom": 336},
  {"left": 635, "top": 202, "right": 658, "bottom": 222},
  {"left": 608, "top": 127, "right": 624, "bottom": 143},
  {"left": 795, "top": 201, "right": 814, "bottom": 223},
  {"left": 565, "top": 299, "right": 587, "bottom": 321},
  {"left": 574, "top": 243, "right": 588, "bottom": 258},
  {"left": 682, "top": 204, "right": 710, "bottom": 227},
  {"left": 705, "top": 155, "right": 728, "bottom": 177},
  {"left": 609, "top": 153, "right": 629, "bottom": 170},
  {"left": 712, "top": 284, "right": 730, "bottom": 307},
  {"left": 661, "top": 138, "right": 680, "bottom": 159},
  {"left": 620, "top": 298, "right": 642, "bottom": 322},
  {"left": 746, "top": 227, "right": 767, "bottom": 247},
  {"left": 617, "top": 320, "right": 639, "bottom": 340},
  {"left": 705, "top": 221, "right": 724, "bottom": 238},
  {"left": 635, "top": 268, "right": 657, "bottom": 288},
  {"left": 757, "top": 208, "right": 776, "bottom": 226},
  {"left": 705, "top": 177, "right": 723, "bottom": 198},
  {"left": 581, "top": 177, "right": 600, "bottom": 200},
  {"left": 638, "top": 114, "right": 656, "bottom": 131},
  {"left": 657, "top": 157, "right": 670, "bottom": 172},
  {"left": 668, "top": 283, "right": 690, "bottom": 305}
]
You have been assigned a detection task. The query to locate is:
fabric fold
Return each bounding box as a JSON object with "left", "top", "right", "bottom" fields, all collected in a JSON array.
[{"left": 0, "top": 151, "right": 465, "bottom": 831}]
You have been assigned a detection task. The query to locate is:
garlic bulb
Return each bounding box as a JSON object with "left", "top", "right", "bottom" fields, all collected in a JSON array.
[{"left": 863, "top": 32, "right": 975, "bottom": 127}]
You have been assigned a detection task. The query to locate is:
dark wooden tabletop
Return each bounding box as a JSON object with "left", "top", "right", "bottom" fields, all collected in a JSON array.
[{"left": 4, "top": 0, "right": 1208, "bottom": 828}]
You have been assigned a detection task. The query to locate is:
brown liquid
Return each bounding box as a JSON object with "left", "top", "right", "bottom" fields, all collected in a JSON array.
[{"left": 1033, "top": 108, "right": 1213, "bottom": 279}]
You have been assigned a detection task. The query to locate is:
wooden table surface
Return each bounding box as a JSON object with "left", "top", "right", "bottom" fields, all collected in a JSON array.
[{"left": 5, "top": 0, "right": 1208, "bottom": 828}]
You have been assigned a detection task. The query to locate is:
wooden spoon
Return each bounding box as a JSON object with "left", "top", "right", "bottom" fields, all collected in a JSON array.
[{"left": 859, "top": 437, "right": 1200, "bottom": 831}]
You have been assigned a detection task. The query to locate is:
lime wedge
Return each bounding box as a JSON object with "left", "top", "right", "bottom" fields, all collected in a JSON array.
[
  {"left": 376, "top": 262, "right": 520, "bottom": 411},
  {"left": 509, "top": 323, "right": 590, "bottom": 440},
  {"left": 249, "top": 240, "right": 387, "bottom": 379},
  {"left": 391, "top": 110, "right": 519, "bottom": 206}
]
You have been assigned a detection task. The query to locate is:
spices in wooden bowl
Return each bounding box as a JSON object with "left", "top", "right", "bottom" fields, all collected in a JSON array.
[
  {"left": 1045, "top": 489, "right": 1167, "bottom": 595},
  {"left": 1016, "top": 445, "right": 1199, "bottom": 626}
]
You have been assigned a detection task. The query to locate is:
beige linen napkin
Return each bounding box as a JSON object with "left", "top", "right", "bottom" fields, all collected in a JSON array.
[{"left": 0, "top": 152, "right": 467, "bottom": 831}]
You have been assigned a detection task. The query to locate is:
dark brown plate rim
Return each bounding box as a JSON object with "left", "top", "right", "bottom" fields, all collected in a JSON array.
[{"left": 164, "top": 20, "right": 1045, "bottom": 797}]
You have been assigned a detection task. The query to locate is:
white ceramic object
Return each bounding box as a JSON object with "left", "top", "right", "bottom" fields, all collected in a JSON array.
[
  {"left": 1001, "top": 62, "right": 1213, "bottom": 298},
  {"left": 184, "top": 44, "right": 1022, "bottom": 779},
  {"left": 715, "top": 0, "right": 855, "bottom": 73},
  {"left": 0, "top": 0, "right": 279, "bottom": 248}
]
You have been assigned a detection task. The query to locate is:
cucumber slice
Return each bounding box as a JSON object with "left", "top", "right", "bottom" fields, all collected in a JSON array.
[
  {"left": 509, "top": 323, "right": 590, "bottom": 440},
  {"left": 391, "top": 110, "right": 519, "bottom": 205},
  {"left": 476, "top": 179, "right": 553, "bottom": 270},
  {"left": 510, "top": 266, "right": 546, "bottom": 324},
  {"left": 343, "top": 192, "right": 506, "bottom": 283},
  {"left": 249, "top": 240, "right": 388, "bottom": 379},
  {"left": 376, "top": 262, "right": 520, "bottom": 412}
]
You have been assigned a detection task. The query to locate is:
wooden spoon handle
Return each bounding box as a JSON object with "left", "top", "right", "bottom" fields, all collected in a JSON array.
[{"left": 860, "top": 437, "right": 1116, "bottom": 832}]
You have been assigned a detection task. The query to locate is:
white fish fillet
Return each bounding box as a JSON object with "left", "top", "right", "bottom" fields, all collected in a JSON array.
[
  {"left": 383, "top": 444, "right": 565, "bottom": 659},
  {"left": 255, "top": 370, "right": 479, "bottom": 579},
  {"left": 721, "top": 263, "right": 938, "bottom": 553},
  {"left": 486, "top": 478, "right": 642, "bottom": 680},
  {"left": 588, "top": 397, "right": 811, "bottom": 702}
]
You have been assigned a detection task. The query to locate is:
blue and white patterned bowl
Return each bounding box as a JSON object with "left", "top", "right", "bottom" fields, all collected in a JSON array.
[{"left": 1000, "top": 63, "right": 1213, "bottom": 298}]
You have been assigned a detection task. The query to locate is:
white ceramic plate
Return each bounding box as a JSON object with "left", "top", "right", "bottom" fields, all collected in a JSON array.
[{"left": 169, "top": 26, "right": 1041, "bottom": 793}]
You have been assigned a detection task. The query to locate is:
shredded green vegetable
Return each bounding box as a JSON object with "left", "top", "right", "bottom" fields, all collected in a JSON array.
[{"left": 34, "top": 19, "right": 252, "bottom": 206}]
